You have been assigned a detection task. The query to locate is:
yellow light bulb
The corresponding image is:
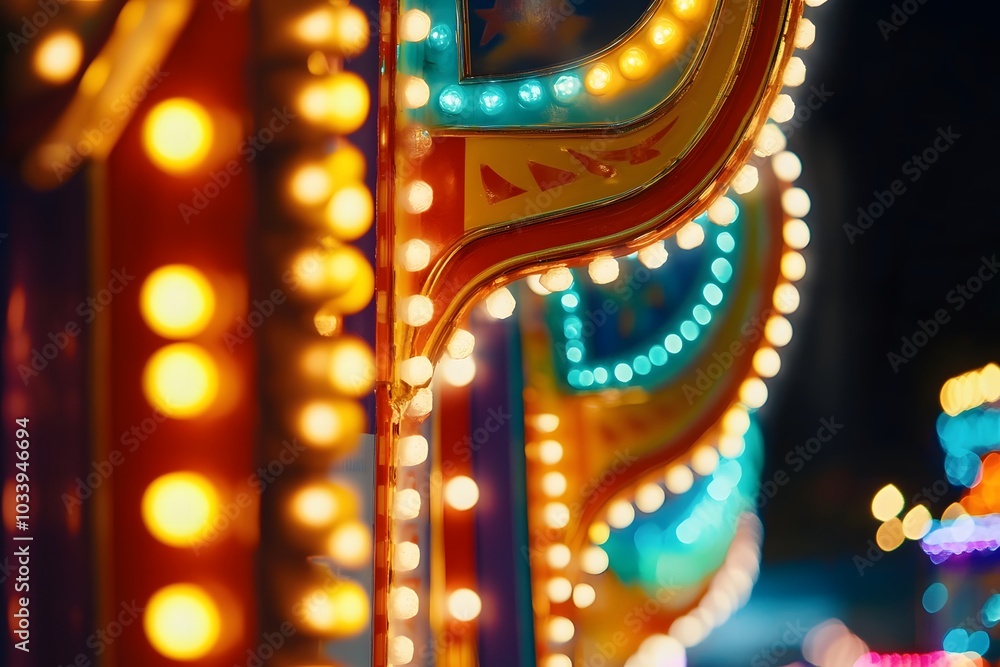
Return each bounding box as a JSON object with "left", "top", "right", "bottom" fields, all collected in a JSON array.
[
  {"left": 142, "top": 99, "right": 214, "bottom": 174},
  {"left": 289, "top": 164, "right": 333, "bottom": 206},
  {"left": 324, "top": 254, "right": 374, "bottom": 314},
  {"left": 301, "top": 581, "right": 369, "bottom": 636},
  {"left": 291, "top": 485, "right": 343, "bottom": 528},
  {"left": 400, "top": 9, "right": 431, "bottom": 41},
  {"left": 142, "top": 472, "right": 219, "bottom": 547},
  {"left": 140, "top": 265, "right": 216, "bottom": 338},
  {"left": 142, "top": 344, "right": 219, "bottom": 418},
  {"left": 619, "top": 48, "right": 650, "bottom": 81},
  {"left": 326, "top": 143, "right": 366, "bottom": 181},
  {"left": 299, "top": 73, "right": 370, "bottom": 134},
  {"left": 328, "top": 521, "right": 372, "bottom": 567},
  {"left": 332, "top": 5, "right": 370, "bottom": 57},
  {"left": 649, "top": 18, "right": 680, "bottom": 49},
  {"left": 33, "top": 31, "right": 83, "bottom": 84},
  {"left": 325, "top": 183, "right": 374, "bottom": 240},
  {"left": 144, "top": 584, "right": 222, "bottom": 660},
  {"left": 297, "top": 399, "right": 364, "bottom": 449},
  {"left": 585, "top": 63, "right": 612, "bottom": 95},
  {"left": 672, "top": 0, "right": 704, "bottom": 20},
  {"left": 328, "top": 337, "right": 375, "bottom": 397}
]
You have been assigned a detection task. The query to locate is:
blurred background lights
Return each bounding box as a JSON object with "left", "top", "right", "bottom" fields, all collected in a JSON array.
[
  {"left": 141, "top": 343, "right": 219, "bottom": 418},
  {"left": 327, "top": 336, "right": 375, "bottom": 397},
  {"left": 34, "top": 31, "right": 83, "bottom": 84},
  {"left": 876, "top": 517, "right": 904, "bottom": 552},
  {"left": 299, "top": 73, "right": 370, "bottom": 134},
  {"left": 327, "top": 521, "right": 372, "bottom": 568},
  {"left": 144, "top": 584, "right": 222, "bottom": 660},
  {"left": 291, "top": 484, "right": 342, "bottom": 528},
  {"left": 448, "top": 589, "right": 482, "bottom": 621},
  {"left": 142, "top": 98, "right": 214, "bottom": 173},
  {"left": 297, "top": 400, "right": 363, "bottom": 448},
  {"left": 289, "top": 164, "right": 332, "bottom": 206},
  {"left": 141, "top": 472, "right": 219, "bottom": 547},
  {"left": 325, "top": 183, "right": 374, "bottom": 240},
  {"left": 301, "top": 580, "right": 369, "bottom": 636},
  {"left": 871, "top": 484, "right": 905, "bottom": 521},
  {"left": 922, "top": 582, "right": 948, "bottom": 614},
  {"left": 444, "top": 476, "right": 479, "bottom": 510},
  {"left": 140, "top": 265, "right": 216, "bottom": 338}
]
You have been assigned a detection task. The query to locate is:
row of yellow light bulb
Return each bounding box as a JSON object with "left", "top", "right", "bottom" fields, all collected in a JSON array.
[
  {"left": 283, "top": 0, "right": 381, "bottom": 648},
  {"left": 940, "top": 362, "right": 1000, "bottom": 417},
  {"left": 137, "top": 261, "right": 226, "bottom": 660}
]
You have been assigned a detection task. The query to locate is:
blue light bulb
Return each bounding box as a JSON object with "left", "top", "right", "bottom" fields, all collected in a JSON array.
[
  {"left": 426, "top": 24, "right": 452, "bottom": 50},
  {"left": 439, "top": 85, "right": 467, "bottom": 115},
  {"left": 478, "top": 86, "right": 507, "bottom": 116},
  {"left": 552, "top": 74, "right": 582, "bottom": 104},
  {"left": 517, "top": 80, "right": 545, "bottom": 108}
]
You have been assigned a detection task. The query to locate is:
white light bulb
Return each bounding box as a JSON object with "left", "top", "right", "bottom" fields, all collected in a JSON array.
[
  {"left": 772, "top": 151, "right": 802, "bottom": 182},
  {"left": 794, "top": 18, "right": 816, "bottom": 49},
  {"left": 539, "top": 267, "right": 573, "bottom": 292},
  {"left": 399, "top": 9, "right": 431, "bottom": 41},
  {"left": 398, "top": 239, "right": 431, "bottom": 271},
  {"left": 399, "top": 295, "right": 434, "bottom": 326},
  {"left": 783, "top": 56, "right": 806, "bottom": 87},
  {"left": 394, "top": 488, "right": 421, "bottom": 520},
  {"left": 781, "top": 187, "right": 811, "bottom": 218},
  {"left": 638, "top": 242, "right": 668, "bottom": 269},
  {"left": 389, "top": 636, "right": 414, "bottom": 665},
  {"left": 769, "top": 94, "right": 795, "bottom": 123},
  {"left": 731, "top": 164, "right": 759, "bottom": 194},
  {"left": 675, "top": 221, "right": 705, "bottom": 250},
  {"left": 447, "top": 329, "right": 475, "bottom": 359},
  {"left": 526, "top": 274, "right": 551, "bottom": 295},
  {"left": 405, "top": 387, "right": 433, "bottom": 418},
  {"left": 588, "top": 256, "right": 619, "bottom": 284},
  {"left": 391, "top": 586, "right": 419, "bottom": 619},
  {"left": 394, "top": 541, "right": 420, "bottom": 571},
  {"left": 397, "top": 435, "right": 428, "bottom": 466},
  {"left": 707, "top": 196, "right": 738, "bottom": 226},
  {"left": 399, "top": 356, "right": 433, "bottom": 386},
  {"left": 485, "top": 287, "right": 516, "bottom": 319}
]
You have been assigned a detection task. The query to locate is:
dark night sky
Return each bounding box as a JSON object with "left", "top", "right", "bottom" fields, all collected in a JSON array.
[{"left": 761, "top": 0, "right": 1000, "bottom": 568}]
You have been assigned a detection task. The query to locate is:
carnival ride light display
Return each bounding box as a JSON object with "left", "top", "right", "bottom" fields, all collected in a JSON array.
[{"left": 379, "top": 0, "right": 826, "bottom": 663}]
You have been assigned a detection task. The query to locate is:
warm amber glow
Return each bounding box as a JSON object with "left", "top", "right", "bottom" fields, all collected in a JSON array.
[
  {"left": 448, "top": 589, "right": 482, "bottom": 621},
  {"left": 301, "top": 580, "right": 369, "bottom": 636},
  {"left": 291, "top": 485, "right": 342, "bottom": 528},
  {"left": 328, "top": 336, "right": 375, "bottom": 397},
  {"left": 298, "top": 400, "right": 364, "bottom": 449},
  {"left": 34, "top": 31, "right": 83, "bottom": 84},
  {"left": 140, "top": 265, "right": 216, "bottom": 338},
  {"left": 402, "top": 77, "right": 431, "bottom": 109},
  {"left": 142, "top": 99, "right": 214, "bottom": 174},
  {"left": 548, "top": 617, "right": 575, "bottom": 643},
  {"left": 142, "top": 472, "right": 219, "bottom": 547},
  {"left": 144, "top": 584, "right": 222, "bottom": 660},
  {"left": 618, "top": 48, "right": 650, "bottom": 80},
  {"left": 649, "top": 18, "right": 680, "bottom": 49},
  {"left": 289, "top": 164, "right": 333, "bottom": 206},
  {"left": 332, "top": 5, "right": 371, "bottom": 57},
  {"left": 585, "top": 63, "right": 613, "bottom": 95},
  {"left": 672, "top": 0, "right": 704, "bottom": 20},
  {"left": 876, "top": 517, "right": 904, "bottom": 552},
  {"left": 299, "top": 73, "right": 370, "bottom": 134},
  {"left": 940, "top": 363, "right": 1000, "bottom": 416},
  {"left": 902, "top": 505, "right": 932, "bottom": 540},
  {"left": 325, "top": 183, "right": 374, "bottom": 240},
  {"left": 871, "top": 484, "right": 904, "bottom": 522},
  {"left": 400, "top": 9, "right": 432, "bottom": 41},
  {"left": 327, "top": 521, "right": 372, "bottom": 568},
  {"left": 445, "top": 476, "right": 480, "bottom": 511},
  {"left": 588, "top": 521, "right": 610, "bottom": 545},
  {"left": 327, "top": 142, "right": 367, "bottom": 181},
  {"left": 142, "top": 344, "right": 219, "bottom": 418},
  {"left": 538, "top": 440, "right": 564, "bottom": 464}
]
